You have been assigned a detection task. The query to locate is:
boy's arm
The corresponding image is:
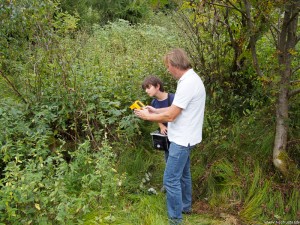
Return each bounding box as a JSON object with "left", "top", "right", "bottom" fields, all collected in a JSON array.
[{"left": 158, "top": 123, "right": 168, "bottom": 135}]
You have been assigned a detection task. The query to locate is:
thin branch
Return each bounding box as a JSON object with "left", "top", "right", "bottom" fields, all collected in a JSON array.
[
  {"left": 297, "top": 35, "right": 300, "bottom": 43},
  {"left": 290, "top": 80, "right": 300, "bottom": 85},
  {"left": 281, "top": 1, "right": 300, "bottom": 45},
  {"left": 173, "top": 11, "right": 203, "bottom": 58},
  {"left": 243, "top": 0, "right": 263, "bottom": 77},
  {"left": 286, "top": 6, "right": 300, "bottom": 27},
  {"left": 209, "top": 2, "right": 235, "bottom": 10},
  {"left": 292, "top": 65, "right": 300, "bottom": 74},
  {"left": 270, "top": 23, "right": 281, "bottom": 35},
  {"left": 0, "top": 70, "right": 27, "bottom": 104},
  {"left": 209, "top": 0, "right": 247, "bottom": 19},
  {"left": 288, "top": 139, "right": 300, "bottom": 146},
  {"left": 289, "top": 88, "right": 300, "bottom": 98}
]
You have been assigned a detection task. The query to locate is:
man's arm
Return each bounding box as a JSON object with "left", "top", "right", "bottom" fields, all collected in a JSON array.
[
  {"left": 146, "top": 105, "right": 169, "bottom": 114},
  {"left": 135, "top": 104, "right": 182, "bottom": 123}
]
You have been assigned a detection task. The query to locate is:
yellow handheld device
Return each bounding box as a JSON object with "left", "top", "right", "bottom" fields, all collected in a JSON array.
[{"left": 129, "top": 100, "right": 145, "bottom": 110}]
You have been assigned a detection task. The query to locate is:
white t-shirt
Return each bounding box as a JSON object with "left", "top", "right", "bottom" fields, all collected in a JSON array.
[{"left": 168, "top": 69, "right": 206, "bottom": 147}]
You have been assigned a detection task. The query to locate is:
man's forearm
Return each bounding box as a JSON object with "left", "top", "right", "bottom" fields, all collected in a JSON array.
[
  {"left": 135, "top": 105, "right": 181, "bottom": 123},
  {"left": 148, "top": 112, "right": 170, "bottom": 123},
  {"left": 155, "top": 107, "right": 169, "bottom": 114},
  {"left": 147, "top": 109, "right": 176, "bottom": 123}
]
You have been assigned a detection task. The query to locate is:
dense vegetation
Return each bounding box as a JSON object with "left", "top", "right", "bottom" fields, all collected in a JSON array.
[{"left": 0, "top": 0, "right": 299, "bottom": 224}]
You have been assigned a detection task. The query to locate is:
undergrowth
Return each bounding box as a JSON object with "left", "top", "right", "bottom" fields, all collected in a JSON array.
[
  {"left": 0, "top": 8, "right": 299, "bottom": 224},
  {"left": 191, "top": 106, "right": 300, "bottom": 224}
]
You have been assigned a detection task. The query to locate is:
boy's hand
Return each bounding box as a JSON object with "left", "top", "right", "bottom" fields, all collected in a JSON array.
[{"left": 160, "top": 126, "right": 168, "bottom": 135}]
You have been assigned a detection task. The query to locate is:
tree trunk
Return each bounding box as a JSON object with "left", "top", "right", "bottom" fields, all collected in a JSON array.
[{"left": 273, "top": 1, "right": 299, "bottom": 177}]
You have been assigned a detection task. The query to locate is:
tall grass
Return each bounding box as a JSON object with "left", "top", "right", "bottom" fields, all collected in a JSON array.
[{"left": 191, "top": 107, "right": 300, "bottom": 224}]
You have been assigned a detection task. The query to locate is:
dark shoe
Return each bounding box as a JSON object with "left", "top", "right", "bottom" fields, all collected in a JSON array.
[{"left": 182, "top": 210, "right": 192, "bottom": 215}]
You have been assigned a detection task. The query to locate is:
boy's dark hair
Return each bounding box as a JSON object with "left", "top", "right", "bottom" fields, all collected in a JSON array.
[{"left": 142, "top": 75, "right": 165, "bottom": 92}]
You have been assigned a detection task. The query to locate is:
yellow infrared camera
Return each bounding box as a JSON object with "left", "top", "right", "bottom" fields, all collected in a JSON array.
[{"left": 129, "top": 100, "right": 145, "bottom": 110}]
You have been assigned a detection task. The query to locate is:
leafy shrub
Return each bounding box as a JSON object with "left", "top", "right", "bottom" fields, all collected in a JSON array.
[
  {"left": 59, "top": 0, "right": 152, "bottom": 27},
  {"left": 0, "top": 139, "right": 125, "bottom": 224},
  {"left": 30, "top": 19, "right": 181, "bottom": 146},
  {"left": 0, "top": 99, "right": 54, "bottom": 164},
  {"left": 0, "top": 98, "right": 126, "bottom": 224},
  {"left": 0, "top": 15, "right": 182, "bottom": 224}
]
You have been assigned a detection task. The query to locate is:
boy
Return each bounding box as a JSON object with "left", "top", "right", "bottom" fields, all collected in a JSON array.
[
  {"left": 142, "top": 75, "right": 175, "bottom": 160},
  {"left": 142, "top": 76, "right": 175, "bottom": 135}
]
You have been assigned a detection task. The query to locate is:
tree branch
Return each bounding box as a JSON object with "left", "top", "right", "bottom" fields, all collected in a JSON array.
[
  {"left": 209, "top": 2, "right": 235, "bottom": 10},
  {"left": 289, "top": 88, "right": 300, "bottom": 98},
  {"left": 286, "top": 5, "right": 300, "bottom": 27},
  {"left": 0, "top": 70, "right": 27, "bottom": 104},
  {"left": 288, "top": 138, "right": 300, "bottom": 146},
  {"left": 243, "top": 0, "right": 263, "bottom": 77},
  {"left": 290, "top": 80, "right": 300, "bottom": 85},
  {"left": 225, "top": 0, "right": 247, "bottom": 18},
  {"left": 208, "top": 0, "right": 247, "bottom": 18},
  {"left": 292, "top": 65, "right": 300, "bottom": 74}
]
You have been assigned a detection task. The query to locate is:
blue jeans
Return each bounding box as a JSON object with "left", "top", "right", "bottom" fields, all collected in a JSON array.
[{"left": 163, "top": 142, "right": 193, "bottom": 224}]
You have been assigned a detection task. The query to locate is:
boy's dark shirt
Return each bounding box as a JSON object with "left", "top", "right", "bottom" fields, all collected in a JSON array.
[{"left": 151, "top": 93, "right": 175, "bottom": 127}]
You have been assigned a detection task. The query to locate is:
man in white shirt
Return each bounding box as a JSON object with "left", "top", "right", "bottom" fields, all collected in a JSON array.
[{"left": 135, "top": 48, "right": 206, "bottom": 225}]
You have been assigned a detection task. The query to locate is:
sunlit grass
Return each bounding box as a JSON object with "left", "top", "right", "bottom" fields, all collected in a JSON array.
[{"left": 83, "top": 193, "right": 224, "bottom": 225}]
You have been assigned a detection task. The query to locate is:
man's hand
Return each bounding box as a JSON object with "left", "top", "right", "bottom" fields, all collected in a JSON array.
[
  {"left": 134, "top": 105, "right": 181, "bottom": 123},
  {"left": 134, "top": 108, "right": 151, "bottom": 120}
]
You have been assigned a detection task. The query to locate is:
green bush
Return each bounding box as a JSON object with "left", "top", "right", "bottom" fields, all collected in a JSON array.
[
  {"left": 0, "top": 13, "right": 182, "bottom": 223},
  {"left": 0, "top": 139, "right": 124, "bottom": 224}
]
